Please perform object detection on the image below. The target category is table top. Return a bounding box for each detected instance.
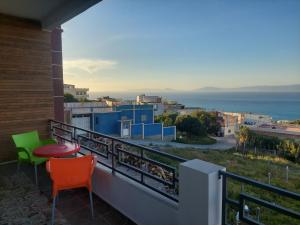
[33,143,80,158]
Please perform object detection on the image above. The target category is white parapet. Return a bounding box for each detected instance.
[179,159,226,225]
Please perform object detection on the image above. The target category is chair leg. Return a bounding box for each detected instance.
[89,191,94,218]
[51,196,56,225]
[34,164,38,185]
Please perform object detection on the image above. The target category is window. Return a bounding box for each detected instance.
[95,117,99,125]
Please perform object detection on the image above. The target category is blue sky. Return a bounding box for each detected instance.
[62,0,300,92]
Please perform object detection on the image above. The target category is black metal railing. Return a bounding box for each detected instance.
[219,170,300,225]
[49,119,186,202]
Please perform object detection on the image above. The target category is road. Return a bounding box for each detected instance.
[127,135,237,150]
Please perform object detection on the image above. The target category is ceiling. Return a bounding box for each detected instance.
[0,0,103,29]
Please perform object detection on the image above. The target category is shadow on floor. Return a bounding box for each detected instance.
[0,162,137,225]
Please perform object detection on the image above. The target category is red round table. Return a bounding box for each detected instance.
[33,143,80,158]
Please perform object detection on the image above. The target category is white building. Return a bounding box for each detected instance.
[64,84,89,101]
[243,113,272,126]
[136,94,164,116]
[221,113,239,136]
[136,94,162,104]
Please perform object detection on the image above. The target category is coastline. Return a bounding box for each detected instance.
[89,91,300,121]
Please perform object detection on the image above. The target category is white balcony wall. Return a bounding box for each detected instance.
[92,160,225,225]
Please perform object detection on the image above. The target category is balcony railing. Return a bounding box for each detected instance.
[49,120,300,224]
[49,119,187,202]
[219,170,300,225]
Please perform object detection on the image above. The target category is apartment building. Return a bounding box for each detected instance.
[64,84,89,101]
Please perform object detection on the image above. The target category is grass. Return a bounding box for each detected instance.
[174,133,217,145]
[152,147,300,225]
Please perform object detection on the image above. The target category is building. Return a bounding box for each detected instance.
[94,105,176,140]
[64,102,111,130]
[220,112,239,136]
[1,2,298,225]
[64,84,89,101]
[250,124,300,139]
[242,113,272,126]
[137,94,162,104]
[136,94,165,116]
[65,103,176,141]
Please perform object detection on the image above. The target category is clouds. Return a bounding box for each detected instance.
[63,59,117,74]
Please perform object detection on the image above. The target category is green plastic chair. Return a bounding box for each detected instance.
[12,130,56,185]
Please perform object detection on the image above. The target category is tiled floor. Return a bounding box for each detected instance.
[0,162,137,225]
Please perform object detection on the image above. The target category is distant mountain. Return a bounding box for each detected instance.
[194,84,300,92]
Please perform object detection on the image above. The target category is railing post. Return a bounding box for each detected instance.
[111,140,115,174]
[222,173,227,225]
[50,120,54,139]
[179,159,226,225]
[141,149,144,183]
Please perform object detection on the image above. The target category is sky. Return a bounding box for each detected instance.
[62,0,300,92]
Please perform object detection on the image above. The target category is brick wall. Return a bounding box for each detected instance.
[0,14,55,162]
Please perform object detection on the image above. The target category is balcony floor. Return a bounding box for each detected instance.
[0,162,137,225]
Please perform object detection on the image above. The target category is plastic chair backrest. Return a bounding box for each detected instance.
[12,131,41,150]
[47,155,96,195]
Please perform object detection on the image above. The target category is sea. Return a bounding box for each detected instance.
[90,92,300,121]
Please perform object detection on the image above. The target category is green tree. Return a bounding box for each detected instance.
[175,115,206,136]
[238,126,250,152]
[155,112,178,126]
[64,93,78,102]
[191,110,220,135]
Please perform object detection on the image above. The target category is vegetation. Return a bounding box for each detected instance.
[155,110,219,144]
[64,93,93,103]
[64,93,78,102]
[155,112,178,126]
[155,147,300,225]
[190,110,220,134]
[175,132,217,144]
[290,120,300,125]
[236,126,300,162]
[175,115,205,136]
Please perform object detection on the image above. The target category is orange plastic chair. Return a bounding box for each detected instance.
[46,155,96,225]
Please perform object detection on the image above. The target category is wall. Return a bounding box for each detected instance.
[144,123,163,139]
[92,160,225,225]
[93,165,179,225]
[0,14,54,162]
[51,27,64,122]
[131,123,143,138]
[164,126,176,140]
[134,109,153,124]
[94,112,120,135]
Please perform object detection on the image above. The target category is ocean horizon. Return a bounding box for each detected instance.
[89,91,300,121]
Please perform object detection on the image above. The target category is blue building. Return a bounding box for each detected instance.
[93,105,176,140]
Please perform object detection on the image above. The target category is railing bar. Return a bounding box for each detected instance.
[49,119,187,162]
[80,146,108,159]
[241,193,300,219]
[241,216,261,225]
[78,134,109,147]
[52,125,73,134]
[114,167,178,202]
[52,133,72,143]
[118,148,176,172]
[219,171,300,200]
[118,160,174,186]
[225,198,239,207]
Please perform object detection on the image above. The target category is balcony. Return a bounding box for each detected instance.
[0,1,299,225]
[0,161,136,225]
[1,120,300,225]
